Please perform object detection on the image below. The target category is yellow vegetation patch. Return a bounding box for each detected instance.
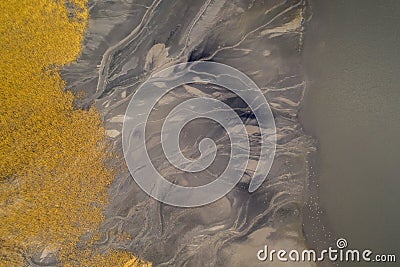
[0,0,150,266]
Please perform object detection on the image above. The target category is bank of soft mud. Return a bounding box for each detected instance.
[63,0,318,266]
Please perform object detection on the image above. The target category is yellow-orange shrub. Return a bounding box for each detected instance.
[0,0,150,266]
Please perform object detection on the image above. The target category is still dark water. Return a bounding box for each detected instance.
[301,0,400,266]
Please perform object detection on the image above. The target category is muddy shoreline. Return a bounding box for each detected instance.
[63,0,319,265]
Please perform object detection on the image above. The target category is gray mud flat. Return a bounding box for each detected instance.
[63,0,316,266]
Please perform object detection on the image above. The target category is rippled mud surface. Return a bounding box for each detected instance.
[63,0,315,265]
